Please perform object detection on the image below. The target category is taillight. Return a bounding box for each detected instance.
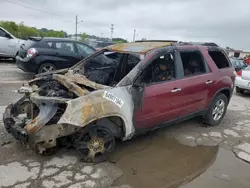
[237,70,242,76]
[26,48,37,58]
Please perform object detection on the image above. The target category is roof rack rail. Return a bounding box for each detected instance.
[135,40,178,43]
[178,41,219,47]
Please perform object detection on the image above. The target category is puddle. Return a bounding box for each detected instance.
[180,148,250,188]
[110,131,218,188]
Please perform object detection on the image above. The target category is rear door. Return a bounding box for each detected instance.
[177,49,215,115]
[54,41,79,68]
[134,50,185,129]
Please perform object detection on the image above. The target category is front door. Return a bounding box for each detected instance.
[134,51,185,129]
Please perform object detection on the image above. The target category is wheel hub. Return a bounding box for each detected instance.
[89,138,104,153]
[74,127,115,163]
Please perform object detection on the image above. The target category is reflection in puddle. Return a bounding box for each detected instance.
[110,131,218,188]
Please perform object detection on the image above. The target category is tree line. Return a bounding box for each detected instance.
[0,21,128,43]
[0,21,67,39]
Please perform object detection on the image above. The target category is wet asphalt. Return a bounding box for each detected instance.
[0,60,250,188]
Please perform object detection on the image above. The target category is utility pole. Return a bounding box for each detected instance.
[133,29,136,42]
[75,15,83,41]
[110,24,114,41]
[75,15,78,40]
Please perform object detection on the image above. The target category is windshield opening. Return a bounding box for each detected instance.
[73,49,141,86]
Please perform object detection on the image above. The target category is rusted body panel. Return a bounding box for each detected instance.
[58,86,135,140]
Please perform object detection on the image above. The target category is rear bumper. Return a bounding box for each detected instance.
[235,76,250,90]
[16,56,37,73]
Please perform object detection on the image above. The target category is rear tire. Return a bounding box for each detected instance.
[37,63,56,74]
[203,93,228,126]
[236,87,245,94]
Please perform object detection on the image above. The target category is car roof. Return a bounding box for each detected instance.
[28,37,79,42]
[105,41,220,54]
[105,41,174,54]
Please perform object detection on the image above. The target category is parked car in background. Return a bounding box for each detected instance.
[230,58,247,72]
[0,26,25,60]
[235,65,250,93]
[16,37,96,74]
[89,41,115,50]
[4,41,235,162]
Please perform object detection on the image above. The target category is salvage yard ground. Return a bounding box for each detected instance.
[1,61,250,188]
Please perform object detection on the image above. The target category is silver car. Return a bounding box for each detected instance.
[235,65,250,93]
[0,27,25,59]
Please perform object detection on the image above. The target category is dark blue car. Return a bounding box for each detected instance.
[16,37,96,74]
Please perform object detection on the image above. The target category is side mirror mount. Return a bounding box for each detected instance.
[132,79,144,89]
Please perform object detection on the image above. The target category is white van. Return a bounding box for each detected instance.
[0,27,25,60]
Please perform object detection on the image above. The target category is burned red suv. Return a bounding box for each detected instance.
[3,41,235,162]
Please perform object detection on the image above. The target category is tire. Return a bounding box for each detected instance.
[203,93,228,126]
[12,52,19,62]
[37,63,56,74]
[236,87,245,94]
[73,125,116,163]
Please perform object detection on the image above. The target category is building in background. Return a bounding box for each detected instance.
[225,48,250,59]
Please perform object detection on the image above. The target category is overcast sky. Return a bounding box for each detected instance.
[1,0,250,50]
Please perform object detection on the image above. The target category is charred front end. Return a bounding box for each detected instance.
[3,71,108,154]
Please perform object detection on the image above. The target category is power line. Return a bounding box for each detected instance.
[3,0,74,23]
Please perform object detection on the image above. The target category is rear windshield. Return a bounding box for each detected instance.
[22,39,36,49]
[23,39,53,49]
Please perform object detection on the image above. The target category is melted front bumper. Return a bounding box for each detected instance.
[3,103,28,142]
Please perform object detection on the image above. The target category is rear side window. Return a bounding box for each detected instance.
[180,51,206,77]
[208,50,230,69]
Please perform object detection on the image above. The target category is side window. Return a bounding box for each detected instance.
[0,29,7,37]
[180,51,206,77]
[139,53,175,84]
[76,43,95,55]
[208,50,230,69]
[47,42,53,48]
[35,41,53,48]
[56,42,75,53]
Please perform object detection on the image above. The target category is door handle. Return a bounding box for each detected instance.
[205,80,213,84]
[171,88,182,93]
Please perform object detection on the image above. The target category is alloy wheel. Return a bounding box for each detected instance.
[74,127,115,163]
[212,99,225,121]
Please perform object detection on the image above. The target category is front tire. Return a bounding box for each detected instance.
[203,93,228,126]
[236,87,245,94]
[74,126,115,163]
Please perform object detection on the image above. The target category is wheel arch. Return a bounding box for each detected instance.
[212,87,232,105]
[95,116,126,139]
